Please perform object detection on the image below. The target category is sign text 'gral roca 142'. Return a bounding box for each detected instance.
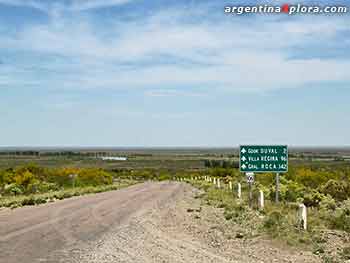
[239,145,288,173]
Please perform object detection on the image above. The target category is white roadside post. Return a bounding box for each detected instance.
[213,178,216,185]
[69,174,78,188]
[259,190,264,210]
[229,181,232,191]
[217,178,221,189]
[298,204,307,230]
[237,183,242,199]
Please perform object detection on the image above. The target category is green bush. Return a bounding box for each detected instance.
[320,179,350,202]
[303,190,328,207]
[264,209,287,231]
[329,199,350,232]
[158,171,171,181]
[38,182,60,192]
[319,195,337,211]
[4,183,23,196]
[76,169,112,186]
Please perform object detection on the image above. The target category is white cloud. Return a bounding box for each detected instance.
[70,0,135,11]
[0,5,349,93]
[0,0,48,10]
[0,0,135,14]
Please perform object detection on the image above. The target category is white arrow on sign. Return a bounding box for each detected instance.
[241,164,247,169]
[241,156,246,162]
[241,148,247,154]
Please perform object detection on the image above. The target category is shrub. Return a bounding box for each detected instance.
[295,168,331,189]
[264,209,286,231]
[328,199,350,232]
[303,190,328,207]
[320,179,349,202]
[14,171,36,189]
[4,183,23,196]
[319,195,337,211]
[284,181,305,202]
[38,182,60,193]
[158,171,171,181]
[77,169,113,186]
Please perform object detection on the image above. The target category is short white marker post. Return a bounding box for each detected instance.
[213,178,216,185]
[298,204,307,230]
[237,183,242,199]
[229,181,232,191]
[259,190,264,210]
[217,178,221,189]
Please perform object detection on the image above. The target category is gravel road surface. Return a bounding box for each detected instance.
[0,182,320,263]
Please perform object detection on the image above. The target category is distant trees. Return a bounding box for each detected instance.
[204,159,239,169]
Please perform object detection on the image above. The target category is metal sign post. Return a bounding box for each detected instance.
[246,172,254,207]
[275,173,280,203]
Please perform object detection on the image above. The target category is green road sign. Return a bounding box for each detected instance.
[239,145,288,173]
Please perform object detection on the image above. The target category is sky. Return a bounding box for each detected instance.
[0,0,349,147]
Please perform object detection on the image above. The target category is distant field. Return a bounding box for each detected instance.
[0,147,349,171]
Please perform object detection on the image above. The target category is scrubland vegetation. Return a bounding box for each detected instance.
[1,158,350,260]
[185,165,350,262]
[0,164,140,208]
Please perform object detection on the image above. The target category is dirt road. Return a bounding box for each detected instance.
[0,182,319,263]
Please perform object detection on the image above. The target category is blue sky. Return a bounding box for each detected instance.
[0,0,349,147]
